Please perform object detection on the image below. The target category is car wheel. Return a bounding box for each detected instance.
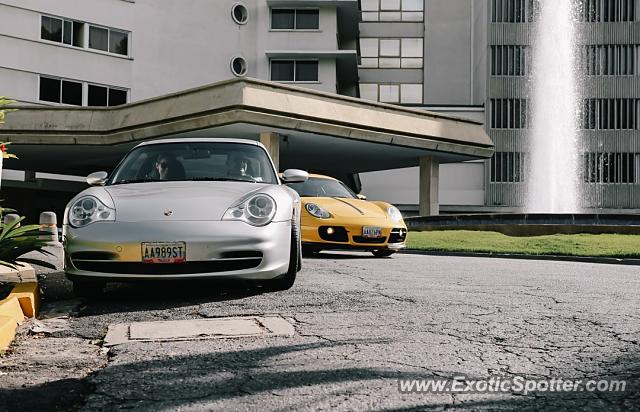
[265,224,300,291]
[72,279,105,298]
[371,249,395,258]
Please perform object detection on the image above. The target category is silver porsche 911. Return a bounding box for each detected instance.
[63,138,308,297]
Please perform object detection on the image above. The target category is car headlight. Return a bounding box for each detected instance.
[222,193,277,226]
[69,196,115,228]
[305,203,331,219]
[388,206,403,222]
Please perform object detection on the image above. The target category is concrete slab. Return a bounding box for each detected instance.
[104,315,295,347]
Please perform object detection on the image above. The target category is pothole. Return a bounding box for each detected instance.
[104,315,295,346]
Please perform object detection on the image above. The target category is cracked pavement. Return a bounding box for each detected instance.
[1,250,639,411]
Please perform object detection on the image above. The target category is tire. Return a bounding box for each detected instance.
[371,249,396,258]
[72,279,105,298]
[265,223,300,291]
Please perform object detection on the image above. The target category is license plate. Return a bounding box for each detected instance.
[142,242,186,263]
[362,226,382,238]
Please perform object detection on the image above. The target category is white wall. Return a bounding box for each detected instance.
[0,0,344,104]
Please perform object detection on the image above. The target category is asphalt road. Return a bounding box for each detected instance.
[1,249,639,411]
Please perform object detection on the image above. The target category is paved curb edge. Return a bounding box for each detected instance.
[399,250,640,266]
[0,264,39,351]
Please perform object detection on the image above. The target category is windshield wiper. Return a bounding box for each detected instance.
[111,178,155,185]
[187,177,257,183]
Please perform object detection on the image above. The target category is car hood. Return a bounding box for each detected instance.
[105,181,266,221]
[302,197,388,219]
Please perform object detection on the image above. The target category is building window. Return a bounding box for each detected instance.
[580,45,640,76]
[39,75,127,107]
[361,0,424,22]
[490,98,528,129]
[88,84,128,107]
[584,152,637,183]
[89,25,129,56]
[491,0,533,23]
[270,60,318,82]
[359,83,423,104]
[41,15,84,47]
[231,3,249,24]
[490,152,524,183]
[230,56,248,76]
[582,99,640,130]
[39,76,82,106]
[359,37,423,68]
[491,45,527,76]
[271,9,319,30]
[580,0,636,22]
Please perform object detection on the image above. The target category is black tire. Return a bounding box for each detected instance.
[371,249,396,258]
[72,279,105,298]
[265,223,300,291]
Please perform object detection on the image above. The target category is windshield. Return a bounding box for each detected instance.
[109,142,278,185]
[286,177,356,198]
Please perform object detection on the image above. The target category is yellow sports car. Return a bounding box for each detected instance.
[284,174,407,257]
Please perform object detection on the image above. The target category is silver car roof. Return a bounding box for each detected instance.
[134,138,264,149]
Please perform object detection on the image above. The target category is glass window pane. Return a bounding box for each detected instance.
[380,12,402,21]
[401,58,423,68]
[88,85,108,106]
[401,38,423,57]
[41,16,62,42]
[271,60,295,81]
[379,85,399,103]
[108,89,127,106]
[361,12,379,21]
[295,61,318,81]
[360,84,378,101]
[381,0,401,10]
[402,11,423,21]
[380,39,400,56]
[296,10,319,29]
[39,77,61,103]
[360,38,379,57]
[360,58,379,68]
[271,9,295,29]
[61,80,82,105]
[72,22,84,47]
[400,84,423,104]
[63,20,72,45]
[402,0,424,11]
[361,0,379,11]
[109,30,128,55]
[89,26,108,51]
[379,58,401,68]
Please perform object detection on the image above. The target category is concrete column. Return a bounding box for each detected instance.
[419,156,440,216]
[259,132,280,171]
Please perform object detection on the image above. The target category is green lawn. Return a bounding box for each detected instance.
[406,230,640,258]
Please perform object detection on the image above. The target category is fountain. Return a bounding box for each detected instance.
[526,0,581,213]
[405,0,640,235]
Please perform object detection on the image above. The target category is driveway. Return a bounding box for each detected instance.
[1,250,638,411]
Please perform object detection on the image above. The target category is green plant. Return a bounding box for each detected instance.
[0,97,17,160]
[0,216,55,269]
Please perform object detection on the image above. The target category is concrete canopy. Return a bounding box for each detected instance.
[1,77,493,176]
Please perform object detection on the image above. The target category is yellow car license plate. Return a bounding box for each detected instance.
[362,226,382,238]
[142,242,186,263]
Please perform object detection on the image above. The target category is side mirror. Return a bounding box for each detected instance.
[86,171,109,186]
[281,169,309,183]
[357,194,367,200]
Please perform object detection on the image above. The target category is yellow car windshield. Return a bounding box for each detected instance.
[286,177,356,198]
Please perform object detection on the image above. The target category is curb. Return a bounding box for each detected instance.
[399,249,640,266]
[0,263,39,351]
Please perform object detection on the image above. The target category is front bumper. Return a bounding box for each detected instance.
[64,220,291,281]
[301,223,407,251]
